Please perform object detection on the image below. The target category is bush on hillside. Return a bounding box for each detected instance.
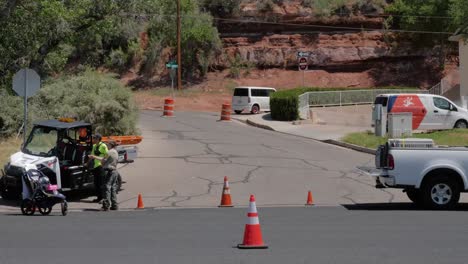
[29,71,139,136]
[0,91,23,137]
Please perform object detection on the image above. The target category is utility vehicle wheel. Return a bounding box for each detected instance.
[61,200,68,216]
[454,120,468,129]
[251,105,260,114]
[20,199,36,215]
[421,176,460,210]
[38,207,52,215]
[234,110,242,114]
[0,181,19,200]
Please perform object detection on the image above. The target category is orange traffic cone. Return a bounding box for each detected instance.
[219,176,234,207]
[136,194,145,209]
[305,191,314,206]
[237,195,268,249]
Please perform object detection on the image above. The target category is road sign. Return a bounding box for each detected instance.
[166,60,178,69]
[297,51,310,58]
[12,68,40,98]
[298,57,308,71]
[166,62,178,99]
[166,63,178,69]
[12,68,41,143]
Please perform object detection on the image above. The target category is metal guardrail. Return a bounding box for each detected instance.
[298,89,428,119]
[428,82,441,95]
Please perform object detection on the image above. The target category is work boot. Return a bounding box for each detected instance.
[110,206,118,211]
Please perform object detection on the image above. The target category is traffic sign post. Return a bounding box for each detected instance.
[12,68,41,143]
[298,57,308,71]
[298,57,308,87]
[166,61,178,99]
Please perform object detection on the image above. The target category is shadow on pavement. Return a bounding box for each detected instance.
[0,198,20,208]
[343,202,468,211]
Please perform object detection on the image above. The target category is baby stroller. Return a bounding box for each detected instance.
[20,164,68,216]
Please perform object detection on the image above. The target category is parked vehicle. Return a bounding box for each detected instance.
[0,119,139,200]
[232,86,276,114]
[360,138,468,209]
[372,94,468,130]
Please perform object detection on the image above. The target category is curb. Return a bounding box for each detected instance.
[239,117,375,155]
[322,139,376,155]
[245,119,275,131]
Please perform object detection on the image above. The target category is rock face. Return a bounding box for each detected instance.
[212,0,451,87]
[219,32,430,69]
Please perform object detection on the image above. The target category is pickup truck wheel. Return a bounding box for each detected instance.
[421,176,460,210]
[405,189,423,205]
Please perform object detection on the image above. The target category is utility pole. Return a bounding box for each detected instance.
[176,0,182,90]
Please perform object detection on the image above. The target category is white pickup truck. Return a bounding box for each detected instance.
[361,138,468,209]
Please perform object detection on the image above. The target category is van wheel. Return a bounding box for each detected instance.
[251,105,260,114]
[234,110,242,114]
[421,176,460,210]
[454,120,468,129]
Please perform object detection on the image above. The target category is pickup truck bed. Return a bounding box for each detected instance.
[359,138,468,209]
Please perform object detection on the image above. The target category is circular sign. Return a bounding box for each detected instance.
[298,57,308,71]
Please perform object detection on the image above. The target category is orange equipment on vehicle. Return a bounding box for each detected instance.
[102,136,143,145]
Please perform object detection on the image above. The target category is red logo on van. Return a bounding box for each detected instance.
[390,95,426,129]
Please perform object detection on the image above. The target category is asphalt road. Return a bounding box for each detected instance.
[112,110,407,209]
[2,207,468,264]
[0,110,406,212]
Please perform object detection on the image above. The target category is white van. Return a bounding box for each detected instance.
[232,87,276,114]
[372,93,468,130]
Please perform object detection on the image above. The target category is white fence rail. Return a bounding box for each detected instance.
[298,89,427,119]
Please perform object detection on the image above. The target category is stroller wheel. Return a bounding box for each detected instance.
[61,200,68,216]
[20,199,36,216]
[38,207,52,215]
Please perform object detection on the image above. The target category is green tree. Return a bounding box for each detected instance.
[449,0,468,32]
[386,0,454,34]
[0,0,150,92]
[144,0,222,80]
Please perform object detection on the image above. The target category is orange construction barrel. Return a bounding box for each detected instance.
[220,103,231,121]
[163,98,175,117]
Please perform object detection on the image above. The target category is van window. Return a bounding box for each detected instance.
[233,88,249,96]
[374,96,388,107]
[251,89,270,97]
[433,97,450,110]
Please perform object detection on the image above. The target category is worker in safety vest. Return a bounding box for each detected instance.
[89,133,108,203]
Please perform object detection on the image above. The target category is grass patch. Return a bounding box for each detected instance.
[342,129,468,149]
[0,137,21,168]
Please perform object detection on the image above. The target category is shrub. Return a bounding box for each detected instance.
[270,91,301,121]
[0,91,23,137]
[30,70,139,136]
[105,48,130,73]
[257,0,275,12]
[270,86,419,121]
[201,0,241,17]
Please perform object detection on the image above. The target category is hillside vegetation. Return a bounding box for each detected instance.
[1,0,468,137]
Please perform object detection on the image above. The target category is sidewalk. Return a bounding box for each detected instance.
[232,112,376,154]
[233,113,371,141]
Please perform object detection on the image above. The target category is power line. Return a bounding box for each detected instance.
[126,13,455,35]
[363,13,453,19]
